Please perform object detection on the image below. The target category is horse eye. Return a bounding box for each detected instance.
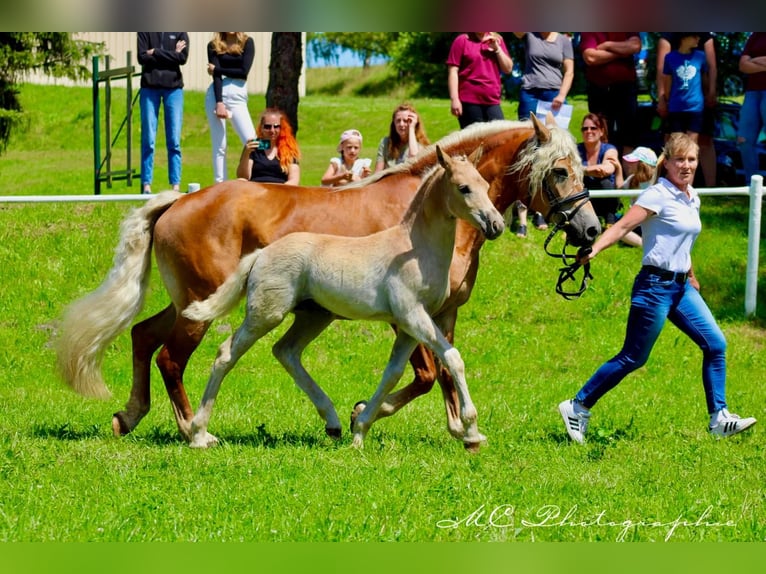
[458,185,470,195]
[552,168,569,181]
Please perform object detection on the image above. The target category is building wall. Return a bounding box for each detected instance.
[24,32,306,96]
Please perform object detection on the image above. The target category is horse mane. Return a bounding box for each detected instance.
[399,163,444,227]
[509,123,584,201]
[340,120,531,191]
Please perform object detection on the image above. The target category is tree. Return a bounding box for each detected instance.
[309,33,397,68]
[0,33,99,153]
[266,32,303,134]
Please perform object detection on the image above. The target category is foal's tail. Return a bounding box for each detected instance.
[182,249,261,323]
[54,191,184,399]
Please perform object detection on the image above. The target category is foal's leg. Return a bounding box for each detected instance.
[189,313,283,448]
[272,310,342,438]
[112,305,176,436]
[351,331,419,449]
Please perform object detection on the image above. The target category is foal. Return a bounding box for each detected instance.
[182,147,505,449]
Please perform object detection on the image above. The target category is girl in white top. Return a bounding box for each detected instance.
[321,129,372,187]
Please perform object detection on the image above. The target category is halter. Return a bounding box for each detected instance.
[538,174,594,300]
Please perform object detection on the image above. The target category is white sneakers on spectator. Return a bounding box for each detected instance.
[559,399,591,444]
[708,408,757,438]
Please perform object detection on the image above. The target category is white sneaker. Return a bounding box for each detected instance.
[559,399,591,444]
[708,409,757,438]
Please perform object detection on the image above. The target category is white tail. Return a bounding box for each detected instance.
[54,191,183,399]
[182,249,261,322]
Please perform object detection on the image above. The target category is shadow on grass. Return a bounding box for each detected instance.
[31,422,103,441]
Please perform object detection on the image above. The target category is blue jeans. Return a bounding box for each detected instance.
[576,269,727,414]
[140,87,184,187]
[737,89,766,182]
[517,88,560,120]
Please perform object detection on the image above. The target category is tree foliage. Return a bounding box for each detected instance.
[0,32,99,152]
[309,33,397,68]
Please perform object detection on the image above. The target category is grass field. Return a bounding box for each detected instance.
[0,75,764,544]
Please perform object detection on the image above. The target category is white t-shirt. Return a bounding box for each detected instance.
[635,177,701,273]
[329,157,371,176]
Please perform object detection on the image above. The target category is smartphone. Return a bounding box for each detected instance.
[251,138,271,150]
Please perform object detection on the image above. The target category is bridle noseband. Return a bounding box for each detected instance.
[538,173,594,300]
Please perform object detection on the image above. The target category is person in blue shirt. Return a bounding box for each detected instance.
[659,33,709,144]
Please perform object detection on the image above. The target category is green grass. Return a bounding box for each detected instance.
[0,77,764,543]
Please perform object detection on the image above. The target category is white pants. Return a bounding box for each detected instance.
[205,78,256,182]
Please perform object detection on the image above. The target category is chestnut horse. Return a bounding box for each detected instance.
[56,113,599,449]
[182,148,504,449]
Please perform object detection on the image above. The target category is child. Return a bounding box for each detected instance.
[659,33,709,143]
[618,146,659,248]
[321,129,372,186]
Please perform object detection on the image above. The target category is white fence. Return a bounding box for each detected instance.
[1,176,763,317]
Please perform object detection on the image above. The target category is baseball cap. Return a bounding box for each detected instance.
[623,147,658,167]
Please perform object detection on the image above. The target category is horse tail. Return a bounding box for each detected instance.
[55,191,184,399]
[182,249,261,323]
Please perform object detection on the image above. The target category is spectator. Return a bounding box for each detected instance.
[374,104,429,173]
[577,113,621,227]
[205,32,257,183]
[559,132,757,444]
[137,32,189,194]
[236,108,300,184]
[658,34,710,145]
[513,31,574,237]
[737,32,766,183]
[617,146,659,248]
[446,32,514,129]
[579,32,641,157]
[657,33,718,187]
[321,129,372,186]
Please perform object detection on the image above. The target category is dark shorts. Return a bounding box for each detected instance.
[586,81,638,152]
[666,111,704,135]
[459,102,505,129]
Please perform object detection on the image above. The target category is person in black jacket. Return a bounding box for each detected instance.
[137,32,189,194]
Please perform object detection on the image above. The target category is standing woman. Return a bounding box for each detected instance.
[577,112,621,227]
[513,32,574,236]
[237,108,300,184]
[206,32,257,182]
[446,32,514,129]
[374,103,430,173]
[559,133,756,443]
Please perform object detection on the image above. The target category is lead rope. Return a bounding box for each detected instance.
[542,224,593,300]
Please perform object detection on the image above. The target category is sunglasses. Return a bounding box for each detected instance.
[262,123,281,130]
[581,126,599,132]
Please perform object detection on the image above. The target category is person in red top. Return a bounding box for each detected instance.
[579,33,641,158]
[446,32,514,129]
[737,32,766,182]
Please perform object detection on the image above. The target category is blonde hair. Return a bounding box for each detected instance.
[655,132,699,181]
[211,32,249,55]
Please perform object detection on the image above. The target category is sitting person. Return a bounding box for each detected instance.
[577,112,621,227]
[615,146,659,248]
[374,103,430,172]
[321,129,372,186]
[236,108,300,184]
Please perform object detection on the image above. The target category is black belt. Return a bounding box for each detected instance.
[642,265,689,283]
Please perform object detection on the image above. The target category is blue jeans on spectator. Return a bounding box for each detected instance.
[517,87,560,120]
[575,269,727,414]
[737,89,766,182]
[140,87,184,187]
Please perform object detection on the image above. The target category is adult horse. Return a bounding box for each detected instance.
[56,113,599,449]
[182,148,504,448]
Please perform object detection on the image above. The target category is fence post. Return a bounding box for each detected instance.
[745,175,763,318]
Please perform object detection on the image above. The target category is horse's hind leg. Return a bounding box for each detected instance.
[112,304,176,437]
[156,316,211,441]
[272,309,341,438]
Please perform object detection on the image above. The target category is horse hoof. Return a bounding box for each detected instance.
[463,433,487,453]
[325,426,342,440]
[351,434,364,449]
[189,432,219,449]
[111,412,131,437]
[349,400,367,433]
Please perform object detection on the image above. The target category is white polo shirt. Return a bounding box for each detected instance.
[635,177,702,273]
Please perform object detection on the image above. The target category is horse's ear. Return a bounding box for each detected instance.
[468,144,484,166]
[545,111,556,127]
[530,112,551,144]
[436,145,447,168]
